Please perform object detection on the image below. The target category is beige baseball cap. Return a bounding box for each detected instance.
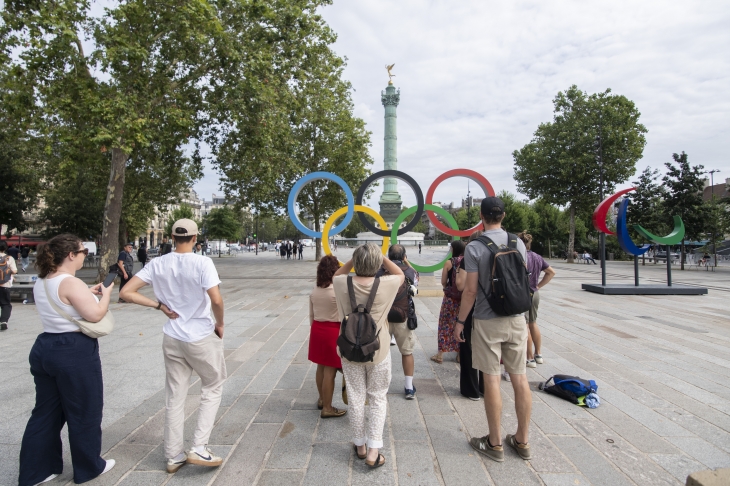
[172,219,199,236]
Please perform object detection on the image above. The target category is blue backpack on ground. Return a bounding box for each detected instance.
[539,374,599,408]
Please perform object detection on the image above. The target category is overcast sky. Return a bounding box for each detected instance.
[195,0,730,207]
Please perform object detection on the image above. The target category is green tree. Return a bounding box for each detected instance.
[628,166,669,264]
[662,152,708,270]
[513,85,647,262]
[201,207,240,257]
[532,199,565,258]
[499,191,537,234]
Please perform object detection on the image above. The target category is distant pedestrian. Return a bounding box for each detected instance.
[120,219,227,474]
[454,196,533,463]
[333,244,404,468]
[20,244,31,272]
[280,243,286,259]
[195,242,203,254]
[309,255,347,418]
[0,241,18,331]
[518,232,555,369]
[159,237,172,256]
[137,245,148,268]
[19,234,116,485]
[286,241,292,260]
[455,232,484,400]
[7,244,20,262]
[583,251,596,264]
[298,242,304,260]
[418,242,422,254]
[116,243,135,303]
[433,240,466,364]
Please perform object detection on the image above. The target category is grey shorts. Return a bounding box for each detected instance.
[526,290,540,323]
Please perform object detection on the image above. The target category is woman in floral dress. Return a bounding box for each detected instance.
[432,241,466,364]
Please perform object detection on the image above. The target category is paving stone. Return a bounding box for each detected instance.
[538,473,592,486]
[213,423,280,485]
[388,394,429,441]
[302,442,351,486]
[416,378,455,416]
[424,415,492,485]
[587,402,679,454]
[668,437,730,469]
[244,359,291,394]
[275,362,310,390]
[315,412,352,443]
[254,389,295,424]
[393,440,441,485]
[550,435,633,486]
[208,394,266,445]
[649,453,707,483]
[569,418,680,485]
[527,428,576,473]
[117,471,168,485]
[81,444,154,486]
[530,401,576,436]
[258,469,306,485]
[265,410,320,469]
[656,408,730,455]
[166,446,231,485]
[219,373,253,407]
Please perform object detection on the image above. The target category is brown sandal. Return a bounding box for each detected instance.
[353,444,366,460]
[366,453,386,468]
[317,399,323,410]
[430,355,443,364]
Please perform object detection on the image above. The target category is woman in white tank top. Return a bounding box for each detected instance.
[18,235,116,486]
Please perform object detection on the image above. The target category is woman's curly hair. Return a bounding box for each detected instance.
[35,234,83,278]
[517,231,533,251]
[316,255,341,288]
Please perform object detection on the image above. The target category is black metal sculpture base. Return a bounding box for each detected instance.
[581,283,707,295]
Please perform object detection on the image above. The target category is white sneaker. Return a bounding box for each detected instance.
[167,453,187,473]
[34,474,58,485]
[187,447,223,467]
[526,359,537,368]
[390,335,397,346]
[534,354,543,364]
[502,369,511,382]
[101,459,115,475]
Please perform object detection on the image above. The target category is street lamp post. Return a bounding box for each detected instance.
[709,169,721,267]
[595,122,607,287]
[466,180,472,229]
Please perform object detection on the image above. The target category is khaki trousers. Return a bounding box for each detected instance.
[163,333,227,458]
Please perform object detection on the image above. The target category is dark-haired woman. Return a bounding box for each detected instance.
[308,255,347,418]
[432,240,466,364]
[19,234,115,485]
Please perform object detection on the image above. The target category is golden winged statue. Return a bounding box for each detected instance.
[385,63,395,83]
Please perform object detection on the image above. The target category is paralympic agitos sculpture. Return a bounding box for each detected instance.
[287,168,493,272]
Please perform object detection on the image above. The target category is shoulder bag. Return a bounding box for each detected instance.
[43,278,115,338]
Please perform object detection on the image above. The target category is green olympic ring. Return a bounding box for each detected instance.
[391,204,463,273]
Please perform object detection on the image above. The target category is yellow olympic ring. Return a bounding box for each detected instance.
[322,205,389,268]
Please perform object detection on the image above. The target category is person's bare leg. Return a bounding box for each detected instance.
[527,321,541,356]
[509,373,532,444]
[402,354,414,377]
[483,374,503,446]
[315,364,324,403]
[322,366,337,412]
[526,326,534,361]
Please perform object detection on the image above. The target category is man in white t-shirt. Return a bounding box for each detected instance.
[120,219,226,474]
[0,241,19,331]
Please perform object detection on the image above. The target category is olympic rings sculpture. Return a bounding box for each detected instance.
[287,169,494,271]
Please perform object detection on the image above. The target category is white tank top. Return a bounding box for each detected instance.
[33,274,94,333]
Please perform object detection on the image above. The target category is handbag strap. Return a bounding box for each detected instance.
[42,278,81,327]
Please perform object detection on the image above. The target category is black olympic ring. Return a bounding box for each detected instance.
[355,170,424,237]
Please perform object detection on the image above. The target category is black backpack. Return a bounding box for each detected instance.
[473,234,532,316]
[337,276,381,362]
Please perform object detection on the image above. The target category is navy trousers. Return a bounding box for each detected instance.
[459,308,484,399]
[19,332,106,485]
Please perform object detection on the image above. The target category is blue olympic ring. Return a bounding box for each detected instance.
[287,172,355,238]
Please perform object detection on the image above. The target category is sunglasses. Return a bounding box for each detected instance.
[73,248,89,256]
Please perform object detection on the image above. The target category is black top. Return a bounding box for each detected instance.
[7,247,20,260]
[137,248,147,262]
[117,250,134,275]
[160,243,172,255]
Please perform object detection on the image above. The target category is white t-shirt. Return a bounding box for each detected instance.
[136,252,221,343]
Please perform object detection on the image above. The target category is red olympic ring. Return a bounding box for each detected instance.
[425,169,495,237]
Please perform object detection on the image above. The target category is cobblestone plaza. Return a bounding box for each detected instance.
[1,250,729,485]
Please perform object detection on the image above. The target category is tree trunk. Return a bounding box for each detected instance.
[314,217,322,262]
[566,204,576,263]
[548,238,552,259]
[98,147,128,282]
[680,240,685,270]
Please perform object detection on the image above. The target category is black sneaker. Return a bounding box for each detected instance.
[0,322,7,331]
[405,385,416,400]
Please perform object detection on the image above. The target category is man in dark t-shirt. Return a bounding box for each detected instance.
[159,237,172,256]
[7,245,20,261]
[117,243,135,302]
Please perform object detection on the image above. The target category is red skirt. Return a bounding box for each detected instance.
[309,320,342,369]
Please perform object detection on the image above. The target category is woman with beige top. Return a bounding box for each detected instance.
[308,255,347,418]
[333,244,404,469]
[19,234,116,485]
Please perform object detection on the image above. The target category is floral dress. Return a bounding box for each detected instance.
[437,257,462,353]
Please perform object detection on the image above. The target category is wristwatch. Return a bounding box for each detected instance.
[156,302,162,310]
[456,318,465,325]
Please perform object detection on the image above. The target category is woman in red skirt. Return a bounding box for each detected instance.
[309,255,347,418]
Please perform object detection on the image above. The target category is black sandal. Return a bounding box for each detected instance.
[353,444,366,460]
[366,453,386,468]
